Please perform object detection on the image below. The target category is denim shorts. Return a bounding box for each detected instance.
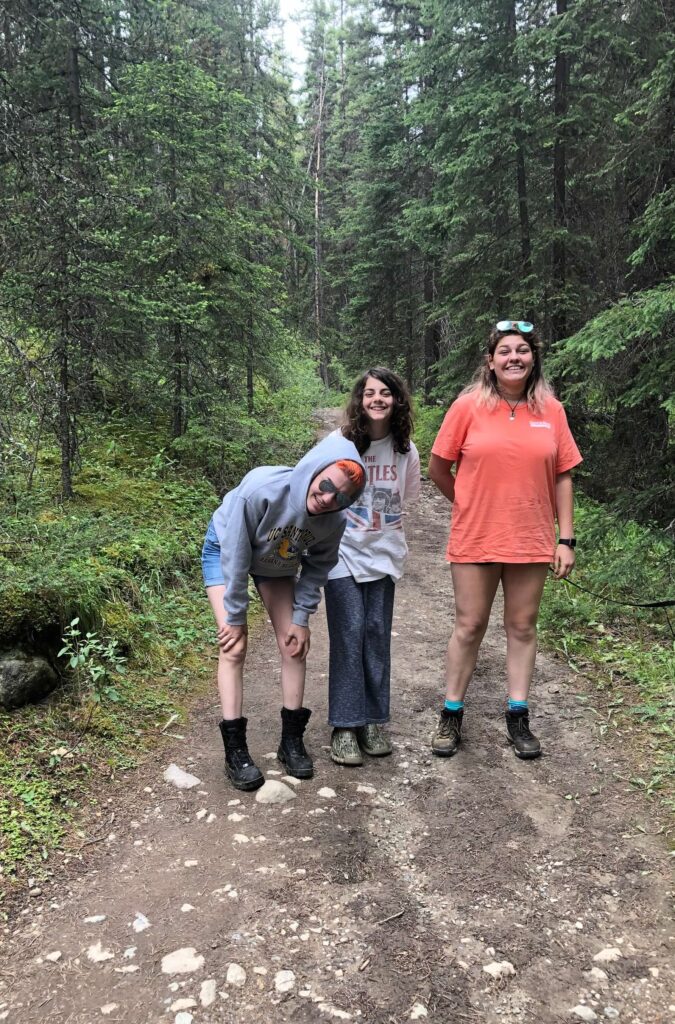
[201,520,278,589]
[201,520,225,587]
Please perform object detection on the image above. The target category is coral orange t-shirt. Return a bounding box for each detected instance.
[431,393,582,563]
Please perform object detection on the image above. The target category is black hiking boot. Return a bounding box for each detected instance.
[431,708,463,757]
[219,717,265,791]
[505,709,541,759]
[277,707,314,779]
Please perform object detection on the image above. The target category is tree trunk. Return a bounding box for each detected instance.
[314,58,328,386]
[552,0,570,341]
[247,314,254,416]
[506,3,532,281]
[423,261,440,403]
[57,319,73,499]
[171,323,185,438]
[66,38,83,136]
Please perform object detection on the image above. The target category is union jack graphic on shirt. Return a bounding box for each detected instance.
[346,484,403,532]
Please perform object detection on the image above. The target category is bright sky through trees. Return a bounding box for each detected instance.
[278,0,306,84]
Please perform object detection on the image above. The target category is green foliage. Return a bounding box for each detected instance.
[0,753,68,879]
[550,281,675,523]
[539,497,674,808]
[413,404,446,466]
[0,579,216,886]
[58,619,127,704]
[170,360,325,492]
[0,441,213,647]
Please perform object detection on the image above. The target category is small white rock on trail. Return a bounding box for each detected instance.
[1,419,673,1023]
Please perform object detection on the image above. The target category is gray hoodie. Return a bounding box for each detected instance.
[211,434,365,627]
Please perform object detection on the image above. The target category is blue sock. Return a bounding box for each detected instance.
[508,699,528,712]
[444,699,464,712]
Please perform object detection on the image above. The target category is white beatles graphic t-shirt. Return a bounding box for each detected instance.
[327,431,421,583]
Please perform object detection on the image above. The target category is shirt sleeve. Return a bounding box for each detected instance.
[403,443,421,504]
[212,495,257,626]
[555,405,583,474]
[292,524,346,627]
[431,397,471,463]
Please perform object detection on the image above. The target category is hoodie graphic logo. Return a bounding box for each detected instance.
[277,538,301,561]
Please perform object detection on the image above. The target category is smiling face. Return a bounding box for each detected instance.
[306,463,358,516]
[488,333,534,396]
[362,375,394,428]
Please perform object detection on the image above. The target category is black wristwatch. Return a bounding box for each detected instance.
[558,538,577,548]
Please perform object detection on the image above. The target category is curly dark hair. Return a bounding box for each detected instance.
[341,367,413,455]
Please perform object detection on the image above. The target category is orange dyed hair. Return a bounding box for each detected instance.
[336,459,365,488]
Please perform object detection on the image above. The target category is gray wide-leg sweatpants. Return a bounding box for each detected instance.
[324,574,395,728]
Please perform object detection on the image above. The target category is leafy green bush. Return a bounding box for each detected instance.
[413,403,446,465]
[539,497,674,807]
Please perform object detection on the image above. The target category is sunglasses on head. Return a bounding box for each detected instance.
[318,477,353,509]
[496,320,533,333]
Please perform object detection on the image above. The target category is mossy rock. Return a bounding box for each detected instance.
[0,649,59,709]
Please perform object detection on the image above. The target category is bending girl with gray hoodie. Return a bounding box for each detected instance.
[202,434,366,791]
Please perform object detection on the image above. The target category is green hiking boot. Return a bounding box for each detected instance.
[356,723,392,757]
[330,728,363,766]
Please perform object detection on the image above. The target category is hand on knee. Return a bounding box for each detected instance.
[278,624,310,661]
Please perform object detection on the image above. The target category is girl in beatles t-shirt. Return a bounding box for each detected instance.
[325,368,421,766]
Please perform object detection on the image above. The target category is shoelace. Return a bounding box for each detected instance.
[439,717,460,737]
[230,748,254,769]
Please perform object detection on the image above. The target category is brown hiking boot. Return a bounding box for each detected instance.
[431,708,463,757]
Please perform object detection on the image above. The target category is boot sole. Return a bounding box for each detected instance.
[277,752,314,779]
[507,738,541,759]
[226,770,265,792]
[361,748,392,757]
[330,753,363,766]
[431,745,460,757]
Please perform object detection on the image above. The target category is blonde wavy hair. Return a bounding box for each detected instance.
[462,325,555,414]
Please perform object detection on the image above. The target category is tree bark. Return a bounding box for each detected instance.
[552,0,570,341]
[57,318,73,499]
[314,58,328,386]
[172,323,186,438]
[423,261,440,402]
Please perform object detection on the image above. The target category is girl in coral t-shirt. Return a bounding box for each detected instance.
[428,320,582,760]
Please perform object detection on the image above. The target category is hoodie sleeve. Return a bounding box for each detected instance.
[291,522,347,627]
[214,495,258,626]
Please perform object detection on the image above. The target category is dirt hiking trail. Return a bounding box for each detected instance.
[1,414,673,1024]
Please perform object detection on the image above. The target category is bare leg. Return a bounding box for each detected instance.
[206,585,245,719]
[444,564,502,701]
[501,564,549,701]
[256,579,306,709]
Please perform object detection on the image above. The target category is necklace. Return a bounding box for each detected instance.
[502,395,523,420]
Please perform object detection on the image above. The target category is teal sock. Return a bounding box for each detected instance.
[508,699,528,712]
[444,699,464,712]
